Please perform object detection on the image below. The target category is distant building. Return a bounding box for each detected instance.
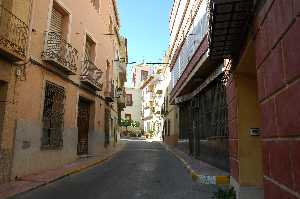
[121,64,151,133]
[141,64,170,138]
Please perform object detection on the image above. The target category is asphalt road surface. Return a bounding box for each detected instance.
[13,140,215,199]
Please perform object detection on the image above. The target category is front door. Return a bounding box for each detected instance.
[77,99,90,155]
[104,108,110,147]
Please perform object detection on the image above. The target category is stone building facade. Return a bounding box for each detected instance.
[226,0,300,198]
[0,0,127,184]
[167,0,300,198]
[0,0,32,184]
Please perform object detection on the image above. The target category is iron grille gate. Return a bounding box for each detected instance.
[42,82,65,149]
[179,76,229,171]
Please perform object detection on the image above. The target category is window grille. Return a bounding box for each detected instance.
[42,81,65,149]
[178,76,229,170]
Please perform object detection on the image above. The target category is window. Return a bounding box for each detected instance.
[125,94,132,106]
[47,2,69,55]
[42,82,65,149]
[125,114,131,121]
[50,7,63,34]
[50,3,69,38]
[146,122,150,132]
[91,0,100,11]
[141,70,148,81]
[84,36,95,61]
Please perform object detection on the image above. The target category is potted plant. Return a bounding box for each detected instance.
[145,132,150,139]
[212,187,236,199]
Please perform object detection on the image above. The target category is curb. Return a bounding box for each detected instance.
[6,143,125,199]
[163,144,230,186]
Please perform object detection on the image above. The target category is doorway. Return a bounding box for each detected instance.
[230,41,263,196]
[77,98,90,155]
[104,108,110,147]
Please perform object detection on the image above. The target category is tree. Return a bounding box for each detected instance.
[131,121,140,128]
[120,119,131,133]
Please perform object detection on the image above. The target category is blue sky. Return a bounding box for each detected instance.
[118,0,173,64]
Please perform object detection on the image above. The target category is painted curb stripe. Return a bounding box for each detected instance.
[216,176,230,185]
[163,144,230,186]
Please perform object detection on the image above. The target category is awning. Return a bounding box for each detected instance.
[208,0,254,60]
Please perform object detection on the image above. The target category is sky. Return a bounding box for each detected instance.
[118,0,173,64]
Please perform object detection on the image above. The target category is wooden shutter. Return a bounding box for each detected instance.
[50,8,63,33]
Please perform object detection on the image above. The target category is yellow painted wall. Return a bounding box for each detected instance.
[0,60,17,183]
[165,104,179,146]
[234,41,263,186]
[235,73,263,186]
[11,0,32,24]
[9,0,121,179]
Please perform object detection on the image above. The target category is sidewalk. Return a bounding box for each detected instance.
[163,143,230,186]
[0,142,126,199]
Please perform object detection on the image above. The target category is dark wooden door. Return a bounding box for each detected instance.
[77,100,90,155]
[104,108,110,147]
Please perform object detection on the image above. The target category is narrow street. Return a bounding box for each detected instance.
[12,140,215,199]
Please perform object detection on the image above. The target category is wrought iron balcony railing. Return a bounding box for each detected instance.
[81,60,103,91]
[42,31,79,75]
[0,4,29,61]
[117,90,126,109]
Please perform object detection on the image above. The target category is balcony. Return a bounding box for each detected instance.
[42,31,79,75]
[80,60,103,91]
[208,0,254,60]
[0,5,29,61]
[117,87,126,109]
[170,0,209,91]
[105,81,115,103]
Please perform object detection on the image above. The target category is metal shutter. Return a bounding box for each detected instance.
[50,8,63,33]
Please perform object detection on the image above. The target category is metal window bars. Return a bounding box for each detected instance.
[42,82,65,149]
[179,75,229,170]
